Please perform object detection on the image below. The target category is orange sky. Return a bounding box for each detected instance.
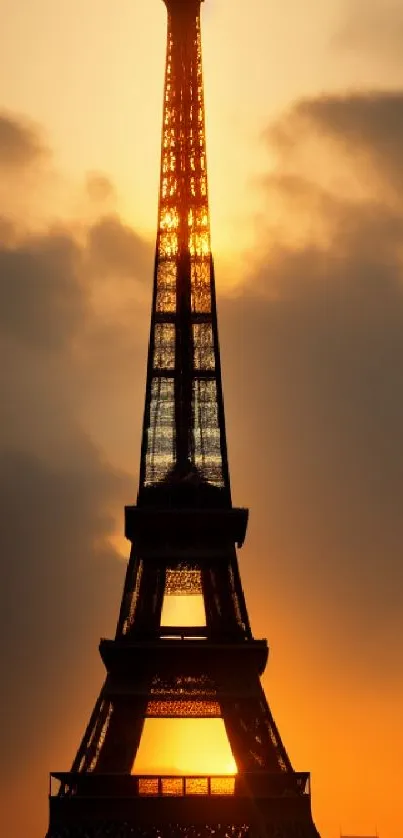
[1,1,403,838]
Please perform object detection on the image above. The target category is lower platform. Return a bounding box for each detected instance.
[47,773,321,838]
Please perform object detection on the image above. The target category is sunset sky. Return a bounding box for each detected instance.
[1,1,403,837]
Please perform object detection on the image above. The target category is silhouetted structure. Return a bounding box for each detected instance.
[46,1,321,836]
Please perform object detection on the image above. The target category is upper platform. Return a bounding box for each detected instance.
[125,504,249,551]
[99,637,268,677]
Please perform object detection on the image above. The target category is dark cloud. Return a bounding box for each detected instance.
[0,146,149,835]
[0,228,85,350]
[0,446,127,780]
[222,252,403,672]
[0,213,153,352]
[0,315,131,835]
[88,213,151,280]
[222,91,403,687]
[268,91,403,193]
[0,111,47,169]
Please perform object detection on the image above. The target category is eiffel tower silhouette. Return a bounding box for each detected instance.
[46,2,322,836]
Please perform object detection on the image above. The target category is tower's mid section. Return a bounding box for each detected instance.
[45,2,322,837]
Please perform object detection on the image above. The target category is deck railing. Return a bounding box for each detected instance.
[50,773,310,799]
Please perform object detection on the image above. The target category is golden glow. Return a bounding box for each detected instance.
[160,593,206,627]
[159,231,178,256]
[161,209,179,229]
[189,231,210,257]
[133,719,237,776]
[108,531,129,560]
[138,776,235,796]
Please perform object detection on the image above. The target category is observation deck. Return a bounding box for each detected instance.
[99,637,269,677]
[49,772,314,827]
[125,505,249,551]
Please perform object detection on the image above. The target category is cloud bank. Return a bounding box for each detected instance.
[0,112,47,170]
[1,95,403,838]
[0,112,151,834]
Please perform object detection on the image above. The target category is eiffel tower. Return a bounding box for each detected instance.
[47,1,322,836]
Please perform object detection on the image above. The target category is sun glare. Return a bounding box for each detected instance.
[132,718,237,776]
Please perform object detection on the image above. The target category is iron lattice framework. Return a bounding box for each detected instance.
[140,0,229,495]
[46,2,322,837]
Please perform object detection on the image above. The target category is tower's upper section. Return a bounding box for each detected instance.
[138,0,230,508]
